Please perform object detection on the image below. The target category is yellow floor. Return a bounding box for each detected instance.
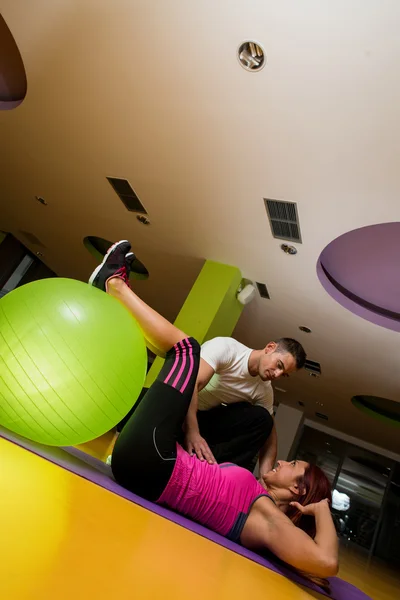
[0,438,324,600]
[337,544,399,600]
[75,428,117,461]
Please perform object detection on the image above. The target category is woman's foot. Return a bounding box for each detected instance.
[88,240,132,292]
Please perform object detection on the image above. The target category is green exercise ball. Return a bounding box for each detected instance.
[0,278,147,446]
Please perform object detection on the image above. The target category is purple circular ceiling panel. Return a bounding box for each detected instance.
[317,222,400,332]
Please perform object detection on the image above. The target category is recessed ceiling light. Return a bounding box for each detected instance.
[281,243,297,255]
[136,215,150,225]
[35,196,48,206]
[299,326,312,333]
[237,41,265,72]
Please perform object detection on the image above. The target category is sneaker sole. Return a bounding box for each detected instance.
[88,240,130,286]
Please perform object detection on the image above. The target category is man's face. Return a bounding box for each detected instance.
[258,343,297,381]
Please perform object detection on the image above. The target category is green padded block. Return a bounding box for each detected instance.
[145,260,244,387]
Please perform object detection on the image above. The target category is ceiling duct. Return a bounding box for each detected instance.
[304,359,321,376]
[107,177,147,214]
[264,199,302,243]
[256,281,270,299]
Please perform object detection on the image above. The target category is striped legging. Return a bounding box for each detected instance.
[111,337,201,500]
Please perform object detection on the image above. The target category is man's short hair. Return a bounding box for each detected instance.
[274,338,307,370]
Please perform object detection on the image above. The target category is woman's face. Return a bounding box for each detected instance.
[261,459,309,493]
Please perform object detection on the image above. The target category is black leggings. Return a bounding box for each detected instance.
[111,337,200,501]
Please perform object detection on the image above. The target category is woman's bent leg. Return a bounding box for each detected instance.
[107,277,187,355]
[111,337,200,500]
[88,244,200,499]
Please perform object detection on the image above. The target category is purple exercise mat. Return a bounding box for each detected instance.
[0,427,371,600]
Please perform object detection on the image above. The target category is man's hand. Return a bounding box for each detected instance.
[185,429,216,464]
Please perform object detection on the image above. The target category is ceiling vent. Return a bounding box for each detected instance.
[107,177,147,214]
[264,199,302,243]
[256,281,270,299]
[19,231,45,247]
[315,412,329,420]
[304,359,321,376]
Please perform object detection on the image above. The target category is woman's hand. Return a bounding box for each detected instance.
[290,498,330,516]
[184,429,216,464]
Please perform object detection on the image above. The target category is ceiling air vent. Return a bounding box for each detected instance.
[107,177,147,214]
[256,282,270,299]
[264,199,302,243]
[315,412,329,420]
[304,359,321,376]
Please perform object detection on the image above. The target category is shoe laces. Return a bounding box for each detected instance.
[117,265,132,288]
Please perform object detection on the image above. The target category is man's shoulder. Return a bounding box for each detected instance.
[202,337,251,351]
[200,337,251,370]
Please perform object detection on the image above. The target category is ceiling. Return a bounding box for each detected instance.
[1,0,400,453]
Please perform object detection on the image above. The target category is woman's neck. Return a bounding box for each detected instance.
[264,486,291,513]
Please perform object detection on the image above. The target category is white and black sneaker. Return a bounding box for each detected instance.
[88,240,131,292]
[124,252,137,286]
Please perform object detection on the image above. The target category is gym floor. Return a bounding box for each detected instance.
[1,437,395,600]
[0,438,325,600]
[337,544,399,600]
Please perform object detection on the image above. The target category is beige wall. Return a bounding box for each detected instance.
[275,404,304,461]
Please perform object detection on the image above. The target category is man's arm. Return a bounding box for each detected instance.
[184,358,217,463]
[258,422,277,475]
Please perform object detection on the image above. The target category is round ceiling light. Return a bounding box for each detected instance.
[299,326,312,333]
[317,223,400,332]
[237,41,265,72]
[352,395,400,427]
[0,15,27,110]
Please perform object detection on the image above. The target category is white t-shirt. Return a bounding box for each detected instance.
[198,337,274,415]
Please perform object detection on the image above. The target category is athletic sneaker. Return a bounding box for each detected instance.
[125,252,136,279]
[114,252,135,289]
[88,240,131,292]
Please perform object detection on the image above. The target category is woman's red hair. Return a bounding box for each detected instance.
[286,463,332,538]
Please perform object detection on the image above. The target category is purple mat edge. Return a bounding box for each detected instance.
[0,428,371,600]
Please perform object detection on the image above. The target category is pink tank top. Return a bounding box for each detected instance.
[156,444,272,541]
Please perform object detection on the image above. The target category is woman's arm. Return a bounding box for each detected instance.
[305,500,339,566]
[241,498,338,578]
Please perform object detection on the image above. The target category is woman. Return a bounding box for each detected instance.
[89,241,339,580]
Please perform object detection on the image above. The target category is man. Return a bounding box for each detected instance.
[184,336,306,474]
